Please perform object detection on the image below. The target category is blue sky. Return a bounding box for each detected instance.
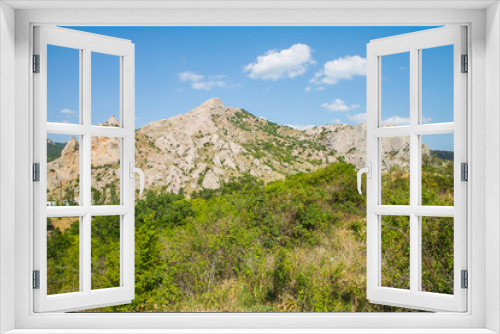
[48,26,454,151]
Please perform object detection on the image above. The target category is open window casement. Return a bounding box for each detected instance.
[363,26,467,312]
[33,26,140,312]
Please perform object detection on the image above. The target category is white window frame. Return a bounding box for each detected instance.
[1,2,499,333]
[32,25,136,312]
[366,26,468,312]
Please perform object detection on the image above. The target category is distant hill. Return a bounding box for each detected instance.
[46,98,432,202]
[47,139,67,162]
[431,150,454,161]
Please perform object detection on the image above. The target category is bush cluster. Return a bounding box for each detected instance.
[46,158,454,312]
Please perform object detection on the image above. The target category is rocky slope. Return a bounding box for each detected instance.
[46,98,425,203]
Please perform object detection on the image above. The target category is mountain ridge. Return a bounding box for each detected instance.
[47,98,428,203]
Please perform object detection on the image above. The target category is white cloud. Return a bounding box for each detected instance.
[312,55,367,85]
[381,116,410,126]
[60,108,76,115]
[321,99,360,112]
[305,86,311,92]
[192,81,227,90]
[178,71,230,90]
[381,115,432,126]
[178,71,203,82]
[347,113,367,124]
[287,124,316,131]
[331,119,342,124]
[244,43,314,80]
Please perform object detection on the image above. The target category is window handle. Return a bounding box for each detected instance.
[357,162,372,195]
[129,162,145,195]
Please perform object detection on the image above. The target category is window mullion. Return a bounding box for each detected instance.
[373,123,454,138]
[89,205,129,216]
[409,47,420,293]
[373,205,455,217]
[46,123,88,135]
[413,123,454,135]
[90,126,129,137]
[82,47,92,294]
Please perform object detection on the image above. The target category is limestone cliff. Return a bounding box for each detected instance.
[46,98,428,202]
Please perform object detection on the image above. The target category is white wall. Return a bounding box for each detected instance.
[0,2,16,333]
[5,4,493,332]
[486,2,500,332]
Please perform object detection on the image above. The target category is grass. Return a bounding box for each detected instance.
[47,154,453,313]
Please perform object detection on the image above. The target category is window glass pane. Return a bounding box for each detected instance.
[91,136,121,205]
[381,136,410,205]
[421,217,454,294]
[47,45,80,124]
[381,215,410,290]
[47,134,80,206]
[381,52,410,127]
[421,45,454,124]
[92,52,120,126]
[422,133,454,206]
[91,215,120,290]
[47,216,80,295]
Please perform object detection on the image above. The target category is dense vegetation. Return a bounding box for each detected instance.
[46,156,454,312]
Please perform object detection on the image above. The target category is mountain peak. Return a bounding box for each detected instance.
[105,115,119,127]
[181,98,227,120]
[96,115,120,127]
[199,98,224,110]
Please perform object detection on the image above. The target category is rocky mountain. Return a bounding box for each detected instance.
[46,98,426,203]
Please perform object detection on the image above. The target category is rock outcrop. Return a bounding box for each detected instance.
[46,98,430,201]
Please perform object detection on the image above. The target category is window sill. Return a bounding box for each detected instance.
[3,330,497,334]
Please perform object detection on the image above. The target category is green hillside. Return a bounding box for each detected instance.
[46,156,454,312]
[47,140,67,162]
[431,150,454,161]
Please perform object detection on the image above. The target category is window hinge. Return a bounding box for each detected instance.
[461,54,468,73]
[33,54,40,73]
[461,270,468,289]
[33,163,40,182]
[33,270,40,289]
[461,162,468,182]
